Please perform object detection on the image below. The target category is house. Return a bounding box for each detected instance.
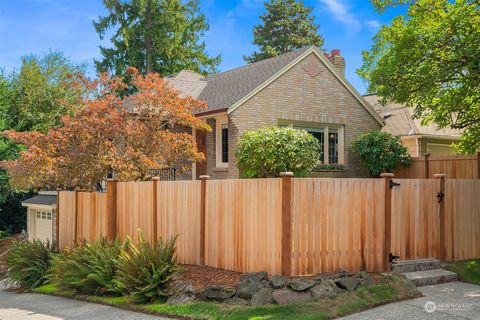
[363,94,462,157]
[163,46,384,179]
[21,191,57,243]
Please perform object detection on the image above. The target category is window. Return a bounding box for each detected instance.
[221,123,228,163]
[215,115,229,167]
[279,121,344,165]
[36,211,41,219]
[328,129,339,164]
[47,212,52,220]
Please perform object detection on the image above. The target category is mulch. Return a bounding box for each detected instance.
[176,264,242,292]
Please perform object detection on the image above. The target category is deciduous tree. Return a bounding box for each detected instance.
[244,0,324,63]
[2,68,210,191]
[358,0,480,153]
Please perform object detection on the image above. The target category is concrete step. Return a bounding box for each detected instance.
[404,269,457,287]
[391,258,441,273]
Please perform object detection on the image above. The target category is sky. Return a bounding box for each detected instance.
[0,0,405,94]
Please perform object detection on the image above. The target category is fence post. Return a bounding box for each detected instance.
[424,153,430,178]
[280,171,294,277]
[199,175,210,265]
[434,173,447,260]
[106,179,118,241]
[151,177,160,242]
[74,189,79,243]
[56,188,61,251]
[380,173,394,272]
[477,152,480,179]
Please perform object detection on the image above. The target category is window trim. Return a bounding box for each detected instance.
[278,120,345,165]
[215,115,229,168]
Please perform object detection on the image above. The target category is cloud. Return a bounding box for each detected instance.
[365,20,381,30]
[318,0,361,31]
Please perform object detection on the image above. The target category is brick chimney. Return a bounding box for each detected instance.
[328,49,345,77]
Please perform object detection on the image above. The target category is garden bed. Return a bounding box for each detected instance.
[32,271,421,320]
[177,265,241,292]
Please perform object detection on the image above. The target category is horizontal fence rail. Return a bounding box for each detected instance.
[57,174,480,276]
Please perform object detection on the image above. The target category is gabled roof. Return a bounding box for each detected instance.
[166,46,384,124]
[197,47,310,112]
[363,94,461,138]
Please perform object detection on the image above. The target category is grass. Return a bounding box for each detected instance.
[32,274,420,320]
[445,259,480,285]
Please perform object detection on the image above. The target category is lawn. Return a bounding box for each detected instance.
[33,274,420,320]
[446,259,480,285]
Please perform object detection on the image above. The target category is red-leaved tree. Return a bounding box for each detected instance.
[1,68,210,191]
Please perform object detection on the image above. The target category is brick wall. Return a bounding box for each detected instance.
[217,52,382,178]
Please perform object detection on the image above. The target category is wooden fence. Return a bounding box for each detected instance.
[57,174,480,276]
[394,153,480,179]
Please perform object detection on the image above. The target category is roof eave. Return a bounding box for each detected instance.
[195,108,228,118]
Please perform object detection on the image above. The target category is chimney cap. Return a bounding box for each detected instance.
[331,49,341,56]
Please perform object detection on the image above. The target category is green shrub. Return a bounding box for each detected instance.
[49,238,124,295]
[351,131,411,177]
[4,240,56,289]
[116,235,178,303]
[0,230,11,239]
[236,127,321,178]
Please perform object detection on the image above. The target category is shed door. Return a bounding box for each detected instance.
[34,210,53,242]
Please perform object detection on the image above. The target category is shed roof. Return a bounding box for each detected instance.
[22,195,57,206]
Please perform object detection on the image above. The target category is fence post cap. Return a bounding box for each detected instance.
[380,173,394,178]
[151,176,161,181]
[280,172,294,177]
[199,175,211,180]
[106,178,118,182]
[434,173,447,178]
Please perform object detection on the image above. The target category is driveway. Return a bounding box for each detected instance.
[340,281,480,320]
[0,281,170,320]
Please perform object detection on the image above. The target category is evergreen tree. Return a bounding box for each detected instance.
[244,0,324,63]
[94,0,220,77]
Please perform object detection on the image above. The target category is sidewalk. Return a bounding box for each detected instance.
[339,281,480,320]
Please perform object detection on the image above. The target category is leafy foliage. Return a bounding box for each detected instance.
[94,0,220,77]
[351,131,410,177]
[244,0,324,63]
[4,240,56,289]
[116,234,178,303]
[0,52,84,233]
[49,238,124,295]
[5,51,86,132]
[358,0,480,153]
[236,127,320,178]
[0,230,10,239]
[2,68,210,191]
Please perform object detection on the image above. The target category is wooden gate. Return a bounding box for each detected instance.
[390,179,441,260]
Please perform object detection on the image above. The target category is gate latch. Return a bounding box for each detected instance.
[437,191,445,203]
[389,180,400,189]
[389,253,400,264]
